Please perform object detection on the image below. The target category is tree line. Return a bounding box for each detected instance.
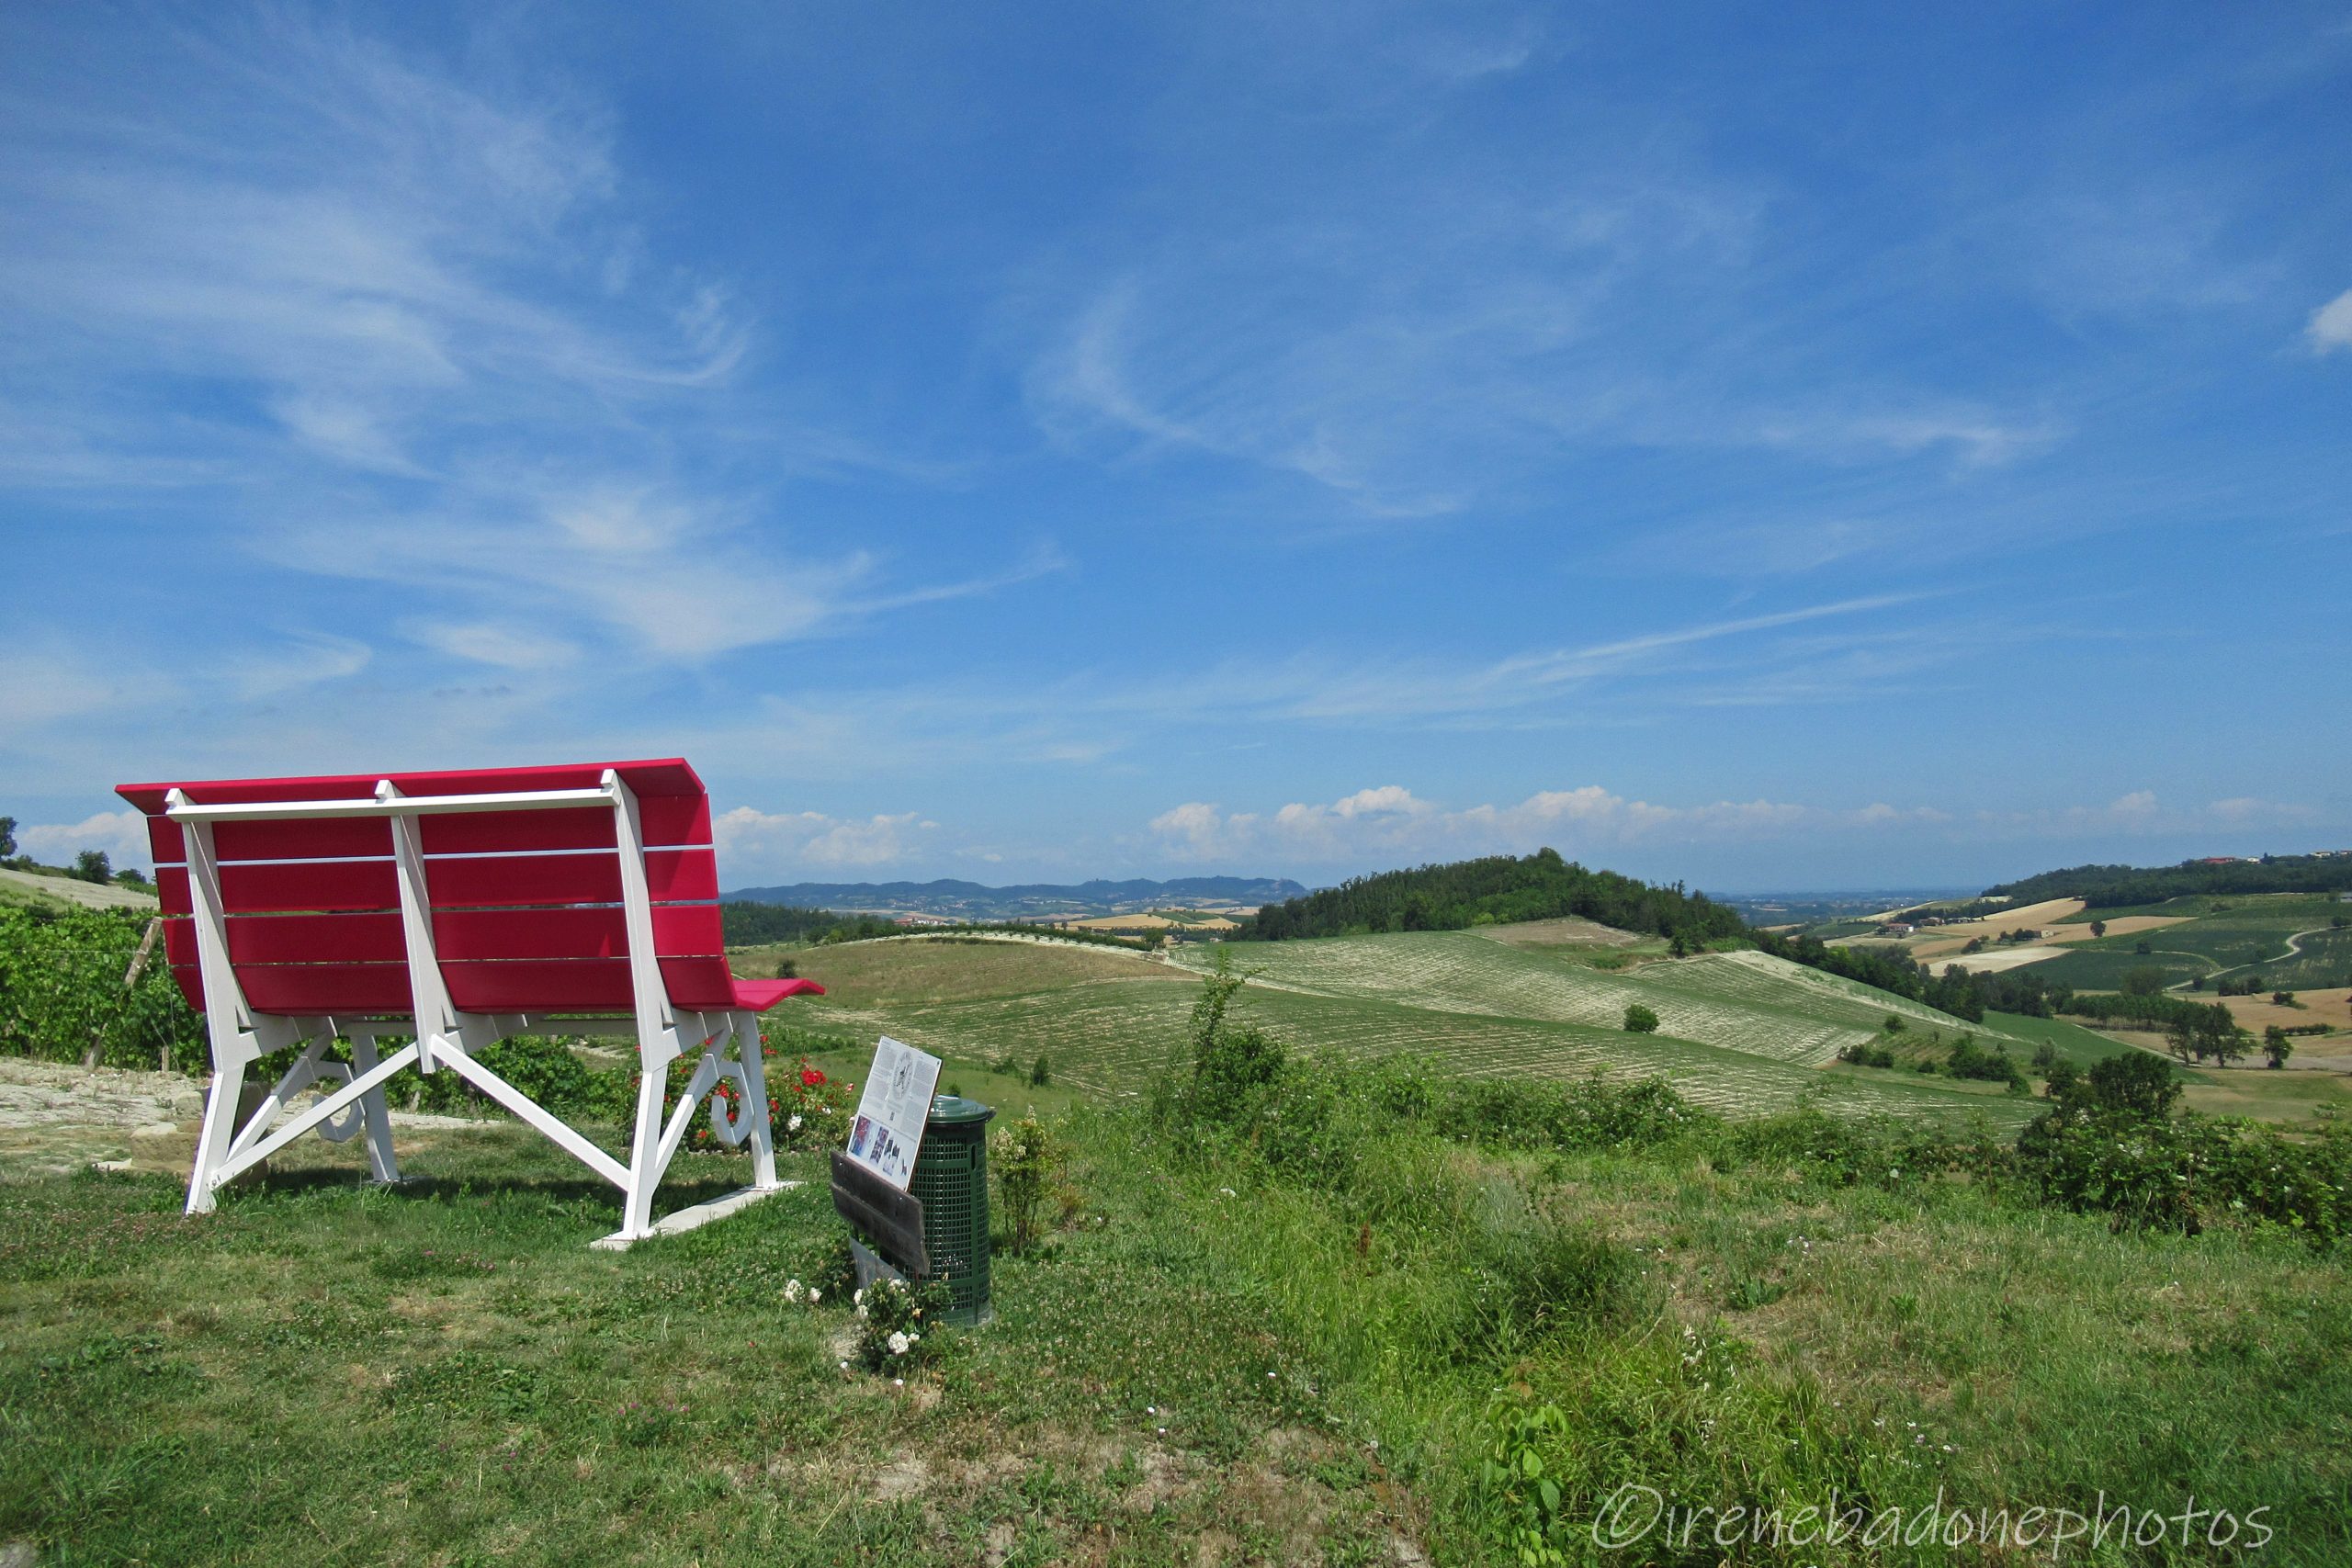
[1237,849,1747,951]
[1984,853,2352,909]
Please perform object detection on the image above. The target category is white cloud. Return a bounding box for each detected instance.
[2307,289,2352,354]
[1149,782,2314,868]
[713,806,934,872]
[19,810,151,870]
[223,633,373,700]
[1149,784,1867,864]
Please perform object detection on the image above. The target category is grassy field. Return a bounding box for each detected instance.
[785,932,2042,1128]
[6,1072,2347,1564]
[0,1125,1411,1566]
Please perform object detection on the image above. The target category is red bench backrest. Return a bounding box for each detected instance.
[117,760,743,1016]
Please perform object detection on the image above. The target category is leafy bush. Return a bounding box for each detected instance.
[1837,1040,1895,1068]
[991,1113,1064,1253]
[1621,1002,1659,1033]
[852,1275,950,1373]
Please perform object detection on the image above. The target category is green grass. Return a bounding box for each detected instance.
[10,1074,2344,1563]
[1152,1130,2352,1566]
[1982,1010,2166,1069]
[0,1126,1399,1567]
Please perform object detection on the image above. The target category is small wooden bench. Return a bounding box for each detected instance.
[117,759,822,1246]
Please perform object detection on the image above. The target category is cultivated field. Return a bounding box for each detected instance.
[2017,894,2352,992]
[792,929,2039,1126]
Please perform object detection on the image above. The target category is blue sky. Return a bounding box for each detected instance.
[3,2,2347,894]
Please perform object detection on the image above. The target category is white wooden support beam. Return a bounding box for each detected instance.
[210,1043,421,1188]
[164,786,612,823]
[609,769,685,1240]
[380,780,458,1074]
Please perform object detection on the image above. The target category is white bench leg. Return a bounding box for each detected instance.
[619,1042,670,1239]
[350,1030,401,1184]
[185,1048,248,1215]
[735,1010,780,1191]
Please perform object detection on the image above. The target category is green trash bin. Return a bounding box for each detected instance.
[909,1095,994,1325]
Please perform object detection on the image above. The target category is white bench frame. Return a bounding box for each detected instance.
[168,768,786,1247]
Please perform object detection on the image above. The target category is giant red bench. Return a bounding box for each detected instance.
[117,759,822,1245]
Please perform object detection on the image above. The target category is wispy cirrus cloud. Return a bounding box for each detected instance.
[0,6,1044,688]
[2307,288,2352,353]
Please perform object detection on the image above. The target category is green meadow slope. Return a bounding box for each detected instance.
[791,929,2039,1126]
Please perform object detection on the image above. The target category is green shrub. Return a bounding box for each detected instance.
[991,1113,1064,1253]
[1622,1002,1659,1033]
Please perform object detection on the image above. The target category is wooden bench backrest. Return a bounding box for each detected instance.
[117,760,741,1016]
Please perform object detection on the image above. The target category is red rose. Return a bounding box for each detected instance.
[801,1067,825,1087]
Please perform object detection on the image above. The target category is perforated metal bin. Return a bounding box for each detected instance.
[908,1094,994,1325]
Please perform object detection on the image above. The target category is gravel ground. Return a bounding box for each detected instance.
[0,1056,491,1181]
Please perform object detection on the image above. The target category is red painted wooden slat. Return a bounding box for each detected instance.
[148,817,184,866]
[648,848,718,902]
[156,867,191,916]
[167,904,728,970]
[226,912,405,964]
[117,757,701,814]
[220,859,400,914]
[659,955,739,1010]
[421,848,716,908]
[654,902,724,957]
[430,904,721,961]
[416,794,709,854]
[236,963,416,1014]
[438,956,736,1012]
[170,953,763,1014]
[426,852,620,908]
[211,817,393,863]
[199,818,390,863]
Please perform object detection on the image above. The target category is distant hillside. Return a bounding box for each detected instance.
[1986,853,2352,909]
[720,875,1306,921]
[1239,849,1747,948]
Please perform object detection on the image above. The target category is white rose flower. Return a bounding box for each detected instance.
[887,1332,910,1356]
[808,1288,822,1303]
[784,1279,804,1303]
[787,1113,804,1132]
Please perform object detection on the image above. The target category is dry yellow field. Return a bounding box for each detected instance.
[1059,912,1238,932]
[2202,986,2352,1039]
[1879,898,2188,962]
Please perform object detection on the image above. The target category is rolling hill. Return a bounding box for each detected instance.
[782,922,2042,1126]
